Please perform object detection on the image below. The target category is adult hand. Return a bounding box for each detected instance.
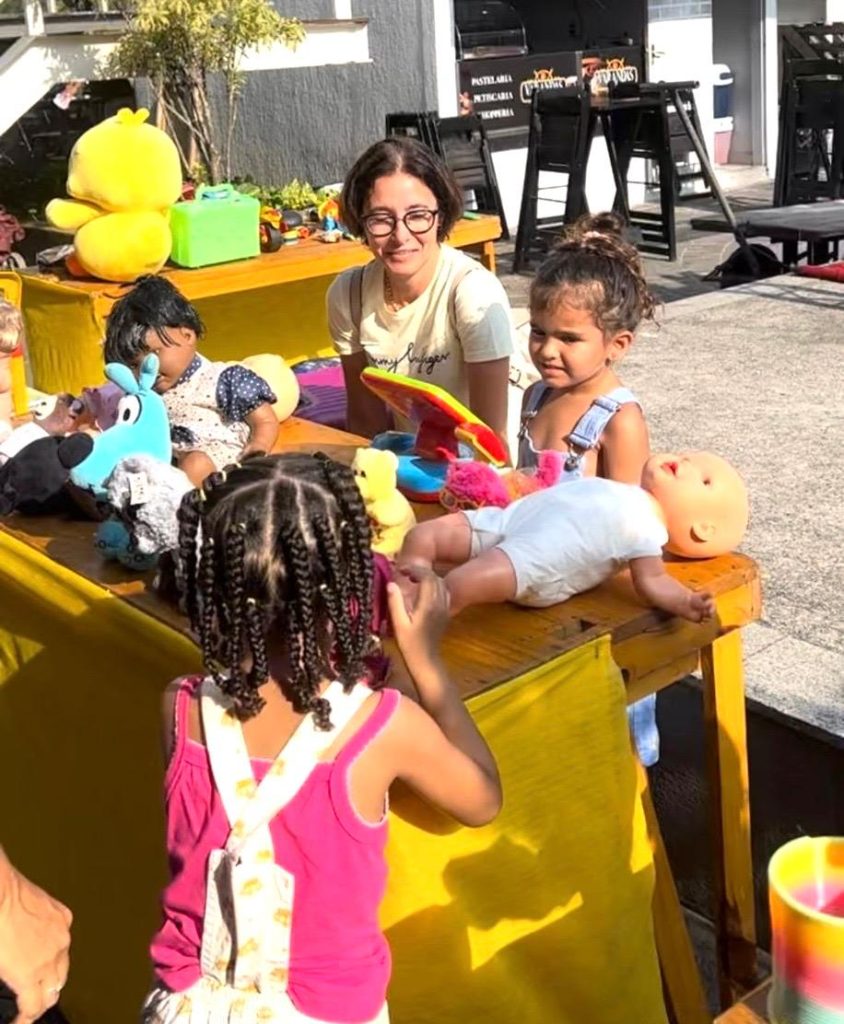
[0,849,71,1024]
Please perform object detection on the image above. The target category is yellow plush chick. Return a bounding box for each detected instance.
[353,448,416,558]
[46,108,182,282]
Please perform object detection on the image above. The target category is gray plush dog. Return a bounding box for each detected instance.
[100,455,193,566]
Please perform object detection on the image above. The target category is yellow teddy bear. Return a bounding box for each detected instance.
[353,448,417,558]
[46,108,182,282]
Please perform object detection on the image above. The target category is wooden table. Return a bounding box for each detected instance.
[15,214,502,395]
[0,418,762,1023]
[690,199,844,266]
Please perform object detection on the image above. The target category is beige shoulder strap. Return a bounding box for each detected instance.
[349,265,365,341]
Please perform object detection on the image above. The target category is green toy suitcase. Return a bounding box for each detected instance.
[169,184,260,268]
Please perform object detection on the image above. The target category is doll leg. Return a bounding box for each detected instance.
[177,450,216,488]
[398,513,473,571]
[444,549,517,616]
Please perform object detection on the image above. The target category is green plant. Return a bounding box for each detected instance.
[108,0,305,183]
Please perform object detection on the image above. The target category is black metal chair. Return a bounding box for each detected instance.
[384,111,439,151]
[512,86,592,273]
[774,59,844,207]
[430,114,510,239]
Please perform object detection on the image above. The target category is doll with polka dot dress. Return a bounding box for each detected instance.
[104,275,280,486]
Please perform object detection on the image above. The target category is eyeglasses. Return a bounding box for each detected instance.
[361,208,439,238]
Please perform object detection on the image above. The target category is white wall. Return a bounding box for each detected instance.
[649,16,716,159]
[778,0,825,21]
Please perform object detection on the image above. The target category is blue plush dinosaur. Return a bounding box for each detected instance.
[70,353,171,498]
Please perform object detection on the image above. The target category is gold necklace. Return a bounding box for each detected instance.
[384,274,408,311]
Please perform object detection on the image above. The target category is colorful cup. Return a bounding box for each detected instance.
[769,836,844,1023]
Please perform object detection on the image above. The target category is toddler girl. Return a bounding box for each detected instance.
[104,276,279,486]
[144,453,501,1023]
[518,212,655,484]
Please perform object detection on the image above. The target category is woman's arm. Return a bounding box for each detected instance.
[599,403,650,484]
[467,357,512,461]
[341,351,391,438]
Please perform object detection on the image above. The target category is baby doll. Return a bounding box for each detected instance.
[0,299,24,442]
[103,275,279,486]
[399,451,749,621]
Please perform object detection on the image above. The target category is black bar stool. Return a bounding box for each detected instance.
[512,86,592,273]
[384,111,439,151]
[386,111,510,240]
[430,114,510,239]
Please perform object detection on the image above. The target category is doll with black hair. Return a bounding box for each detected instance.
[143,452,501,1024]
[104,275,279,486]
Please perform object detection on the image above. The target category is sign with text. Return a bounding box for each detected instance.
[458,45,644,139]
[458,52,581,132]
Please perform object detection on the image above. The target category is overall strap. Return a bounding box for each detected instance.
[200,678,372,859]
[567,386,640,452]
[521,381,549,419]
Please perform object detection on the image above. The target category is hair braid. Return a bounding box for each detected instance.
[278,522,332,727]
[312,515,363,690]
[197,533,219,679]
[315,458,375,655]
[176,489,202,622]
[245,600,270,688]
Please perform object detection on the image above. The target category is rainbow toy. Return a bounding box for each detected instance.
[768,836,844,1024]
[361,367,508,502]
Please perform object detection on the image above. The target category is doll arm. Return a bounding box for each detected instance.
[629,555,715,623]
[242,402,279,457]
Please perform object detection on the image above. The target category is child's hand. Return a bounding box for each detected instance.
[387,566,450,670]
[686,590,715,623]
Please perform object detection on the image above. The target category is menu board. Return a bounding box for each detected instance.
[458,45,644,143]
[458,51,581,132]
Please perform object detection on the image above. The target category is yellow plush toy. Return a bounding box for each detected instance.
[353,448,417,558]
[46,108,182,282]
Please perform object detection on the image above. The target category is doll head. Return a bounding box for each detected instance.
[641,451,749,558]
[0,300,23,355]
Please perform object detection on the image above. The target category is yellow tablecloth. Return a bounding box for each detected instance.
[0,527,665,1023]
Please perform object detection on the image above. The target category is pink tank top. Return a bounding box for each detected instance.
[150,677,400,1023]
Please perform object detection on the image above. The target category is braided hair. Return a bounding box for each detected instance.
[530,212,657,336]
[174,453,376,727]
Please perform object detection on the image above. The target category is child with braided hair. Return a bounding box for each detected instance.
[144,452,501,1024]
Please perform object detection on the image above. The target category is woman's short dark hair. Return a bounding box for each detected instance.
[340,137,464,243]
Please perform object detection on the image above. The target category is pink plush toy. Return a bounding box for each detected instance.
[440,450,565,511]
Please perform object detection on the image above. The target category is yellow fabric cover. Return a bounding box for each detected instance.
[0,529,666,1024]
[20,274,337,396]
[382,636,667,1024]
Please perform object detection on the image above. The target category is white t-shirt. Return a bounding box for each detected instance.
[464,477,669,607]
[327,245,534,455]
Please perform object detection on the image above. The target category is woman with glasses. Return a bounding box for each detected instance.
[327,137,529,459]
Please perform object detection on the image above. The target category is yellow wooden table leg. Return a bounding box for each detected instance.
[701,629,757,1008]
[638,757,712,1024]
